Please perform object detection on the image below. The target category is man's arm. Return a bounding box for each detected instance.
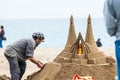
[103,0,117,36]
[28,57,44,68]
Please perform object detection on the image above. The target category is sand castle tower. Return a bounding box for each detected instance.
[53,15,77,63]
[64,15,76,52]
[54,15,108,64]
[85,15,95,44]
[26,15,116,80]
[85,15,98,52]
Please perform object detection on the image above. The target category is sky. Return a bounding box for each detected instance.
[0,0,105,19]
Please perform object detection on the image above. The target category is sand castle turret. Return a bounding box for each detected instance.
[85,15,98,52]
[27,15,116,80]
[53,15,77,63]
[64,15,76,52]
[85,15,95,44]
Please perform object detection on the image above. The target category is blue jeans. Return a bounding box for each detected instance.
[115,40,120,80]
[0,38,3,48]
[4,54,26,80]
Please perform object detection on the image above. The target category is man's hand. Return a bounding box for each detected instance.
[28,57,44,68]
[37,61,44,68]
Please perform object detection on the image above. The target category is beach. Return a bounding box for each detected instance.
[0,47,116,80]
[0,48,63,80]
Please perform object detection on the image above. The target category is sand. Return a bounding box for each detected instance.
[0,47,62,80]
[0,47,116,80]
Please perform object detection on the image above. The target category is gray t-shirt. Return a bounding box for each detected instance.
[4,38,37,61]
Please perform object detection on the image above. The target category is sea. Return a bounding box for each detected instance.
[0,18,116,48]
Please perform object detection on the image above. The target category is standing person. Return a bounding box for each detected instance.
[4,32,45,80]
[0,25,5,48]
[96,38,102,47]
[104,0,120,79]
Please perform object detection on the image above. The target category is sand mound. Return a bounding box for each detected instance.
[0,75,10,80]
[27,62,61,80]
[55,63,116,80]
[26,63,116,80]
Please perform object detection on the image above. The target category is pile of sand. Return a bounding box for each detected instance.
[0,75,10,80]
[26,62,116,80]
[54,63,116,80]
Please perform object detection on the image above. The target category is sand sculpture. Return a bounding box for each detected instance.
[26,15,116,80]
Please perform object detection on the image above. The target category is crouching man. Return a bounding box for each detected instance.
[4,32,45,80]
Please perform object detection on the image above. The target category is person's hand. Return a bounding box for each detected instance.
[37,61,44,68]
[28,57,44,68]
[38,61,43,65]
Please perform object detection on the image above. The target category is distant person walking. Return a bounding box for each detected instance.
[4,32,44,80]
[0,25,5,48]
[96,38,102,47]
[104,0,120,79]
